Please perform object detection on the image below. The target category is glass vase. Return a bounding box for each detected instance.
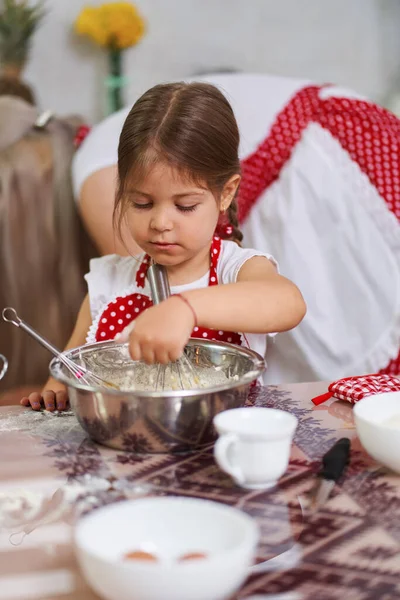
[106,47,126,115]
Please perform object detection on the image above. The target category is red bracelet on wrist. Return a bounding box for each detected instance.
[173,294,198,328]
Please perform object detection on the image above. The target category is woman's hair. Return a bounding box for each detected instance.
[0,97,96,392]
[115,82,243,244]
[0,76,36,105]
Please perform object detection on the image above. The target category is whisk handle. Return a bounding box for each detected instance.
[2,307,61,359]
[147,264,171,304]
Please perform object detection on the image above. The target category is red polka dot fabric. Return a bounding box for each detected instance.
[95,236,242,346]
[237,85,400,374]
[74,124,91,148]
[238,86,321,223]
[318,98,400,222]
[95,294,152,341]
[135,255,151,288]
[185,236,241,346]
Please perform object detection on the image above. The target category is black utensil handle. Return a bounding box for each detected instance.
[320,437,351,482]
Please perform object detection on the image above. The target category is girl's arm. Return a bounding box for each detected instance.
[21,295,92,411]
[185,256,305,333]
[129,257,306,364]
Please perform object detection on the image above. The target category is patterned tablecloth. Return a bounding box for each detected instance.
[0,381,399,600]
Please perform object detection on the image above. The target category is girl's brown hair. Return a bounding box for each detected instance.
[115,82,243,244]
[0,97,96,393]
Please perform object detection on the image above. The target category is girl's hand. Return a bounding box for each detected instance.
[21,378,69,411]
[19,295,90,412]
[128,297,195,364]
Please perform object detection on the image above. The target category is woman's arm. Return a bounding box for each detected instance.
[128,256,306,364]
[21,295,93,411]
[78,166,141,256]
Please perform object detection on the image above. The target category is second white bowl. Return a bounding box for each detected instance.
[354,391,400,473]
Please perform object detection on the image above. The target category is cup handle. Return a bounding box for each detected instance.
[214,433,245,485]
[0,354,8,381]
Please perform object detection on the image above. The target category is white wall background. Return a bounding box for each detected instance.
[23,0,400,123]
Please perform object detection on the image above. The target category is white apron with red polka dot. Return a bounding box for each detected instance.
[236,84,400,381]
[90,237,242,346]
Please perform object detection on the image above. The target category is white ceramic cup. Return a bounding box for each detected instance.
[213,407,298,489]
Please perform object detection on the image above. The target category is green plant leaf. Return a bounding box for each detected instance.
[0,0,46,66]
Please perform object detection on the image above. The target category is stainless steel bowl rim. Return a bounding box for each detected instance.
[49,339,265,398]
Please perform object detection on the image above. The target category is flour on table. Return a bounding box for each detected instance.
[0,408,79,436]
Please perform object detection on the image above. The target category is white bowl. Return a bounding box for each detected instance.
[74,497,259,600]
[354,391,400,473]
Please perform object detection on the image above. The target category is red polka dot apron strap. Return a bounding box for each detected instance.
[237,85,323,222]
[209,235,221,286]
[191,235,242,346]
[237,84,400,225]
[136,254,151,288]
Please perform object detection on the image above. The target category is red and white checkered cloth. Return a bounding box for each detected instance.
[312,374,400,405]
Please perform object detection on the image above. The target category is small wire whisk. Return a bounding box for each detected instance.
[147,262,199,391]
[2,307,119,391]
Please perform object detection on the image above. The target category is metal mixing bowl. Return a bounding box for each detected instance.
[49,339,265,454]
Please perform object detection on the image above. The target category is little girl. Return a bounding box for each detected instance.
[22,82,306,411]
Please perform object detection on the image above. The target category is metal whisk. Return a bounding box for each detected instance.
[147,262,199,391]
[2,307,119,390]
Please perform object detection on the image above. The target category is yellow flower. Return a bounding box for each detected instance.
[74,2,145,50]
[75,8,109,46]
